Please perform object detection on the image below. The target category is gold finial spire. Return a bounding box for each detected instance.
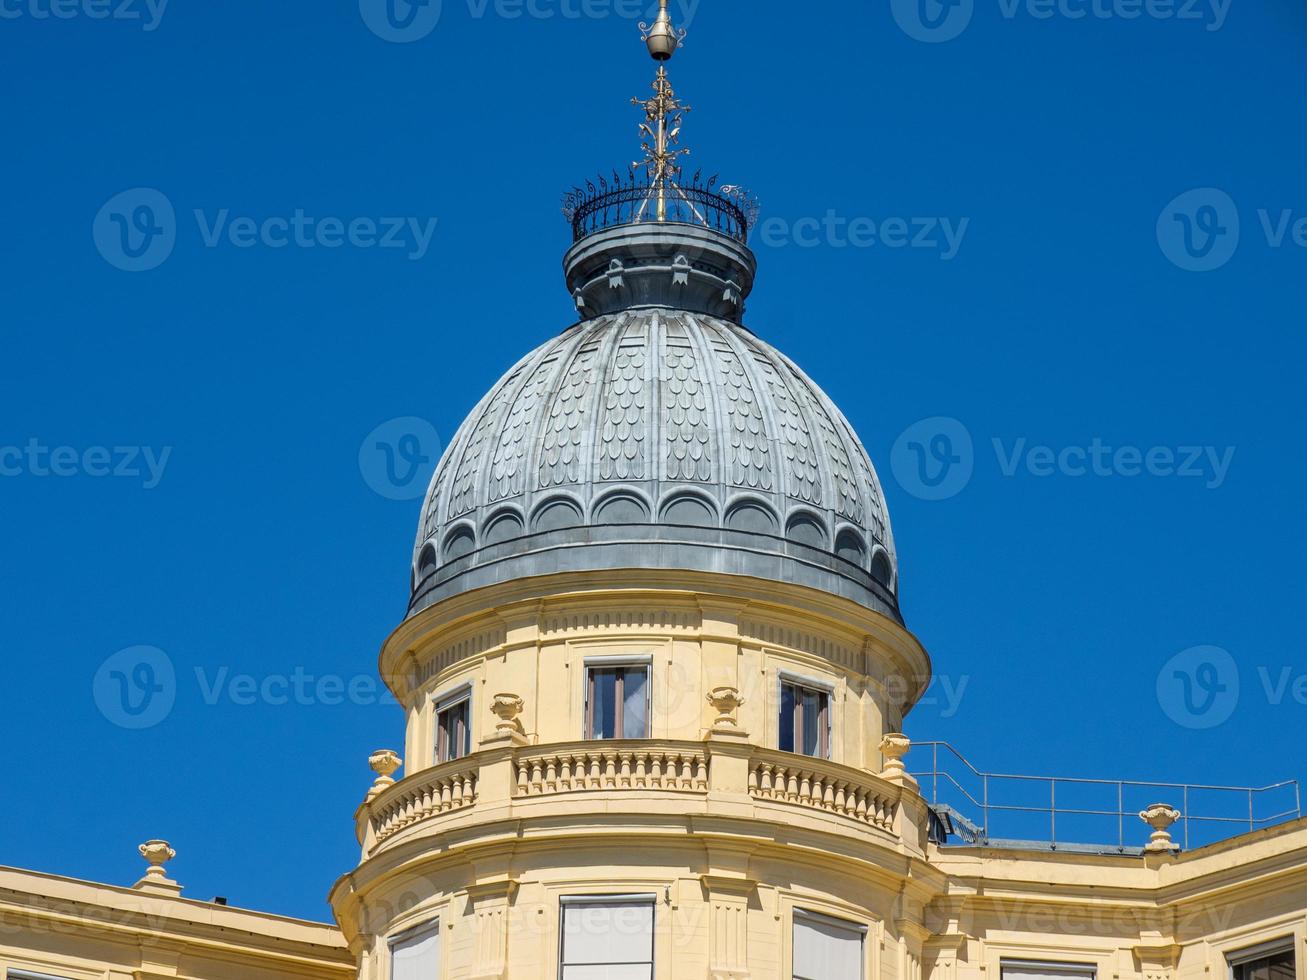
[639,0,684,61]
[634,0,689,221]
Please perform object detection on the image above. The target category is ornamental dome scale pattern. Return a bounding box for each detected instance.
[410,309,901,622]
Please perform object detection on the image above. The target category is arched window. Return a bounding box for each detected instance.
[870,551,893,589]
[786,513,827,549]
[483,510,524,545]
[594,493,650,525]
[532,498,584,533]
[417,542,438,578]
[835,529,866,566]
[442,526,475,561]
[725,501,779,534]
[661,494,716,527]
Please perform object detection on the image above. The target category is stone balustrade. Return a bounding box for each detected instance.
[514,740,709,797]
[369,757,479,845]
[749,747,899,832]
[362,740,910,854]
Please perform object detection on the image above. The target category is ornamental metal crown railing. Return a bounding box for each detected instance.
[562,170,758,245]
[913,740,1303,854]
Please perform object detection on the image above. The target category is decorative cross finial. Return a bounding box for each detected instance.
[633,0,690,222]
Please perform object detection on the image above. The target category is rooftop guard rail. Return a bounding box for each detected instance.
[562,171,757,245]
[912,741,1302,853]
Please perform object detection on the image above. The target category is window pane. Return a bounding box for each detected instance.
[590,670,617,739]
[456,700,470,757]
[800,689,821,756]
[391,925,440,980]
[561,900,654,977]
[794,912,863,980]
[1001,963,1097,980]
[437,699,471,762]
[622,668,648,738]
[780,683,796,753]
[561,968,653,980]
[1232,950,1295,980]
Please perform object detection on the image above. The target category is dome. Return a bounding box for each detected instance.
[410,303,901,621]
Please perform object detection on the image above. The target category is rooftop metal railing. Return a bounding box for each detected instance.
[562,171,757,244]
[913,741,1302,853]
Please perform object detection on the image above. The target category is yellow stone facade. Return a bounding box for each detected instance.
[316,568,1307,980]
[5,570,1305,980]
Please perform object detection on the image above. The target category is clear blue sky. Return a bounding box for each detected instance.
[2,0,1304,921]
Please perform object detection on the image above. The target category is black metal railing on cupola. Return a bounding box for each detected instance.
[563,170,758,245]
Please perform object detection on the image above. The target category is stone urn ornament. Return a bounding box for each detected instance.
[367,749,402,801]
[1139,803,1183,853]
[490,693,526,735]
[134,839,182,894]
[879,733,912,779]
[707,686,746,728]
[138,839,176,880]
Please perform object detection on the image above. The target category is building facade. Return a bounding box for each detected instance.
[4,4,1305,980]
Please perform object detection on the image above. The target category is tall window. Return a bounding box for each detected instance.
[586,664,649,739]
[390,922,440,980]
[560,896,655,979]
[793,909,864,980]
[1229,941,1296,980]
[780,680,830,758]
[436,690,471,763]
[1001,961,1097,980]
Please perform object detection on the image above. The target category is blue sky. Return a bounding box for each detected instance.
[2,0,1305,921]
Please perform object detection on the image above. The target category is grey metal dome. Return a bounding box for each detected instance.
[410,304,901,621]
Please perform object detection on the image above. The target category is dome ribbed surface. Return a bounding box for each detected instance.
[411,309,899,618]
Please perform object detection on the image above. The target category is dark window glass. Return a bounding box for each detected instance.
[780,681,830,758]
[436,697,470,763]
[1233,949,1295,980]
[586,666,649,739]
[779,683,796,753]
